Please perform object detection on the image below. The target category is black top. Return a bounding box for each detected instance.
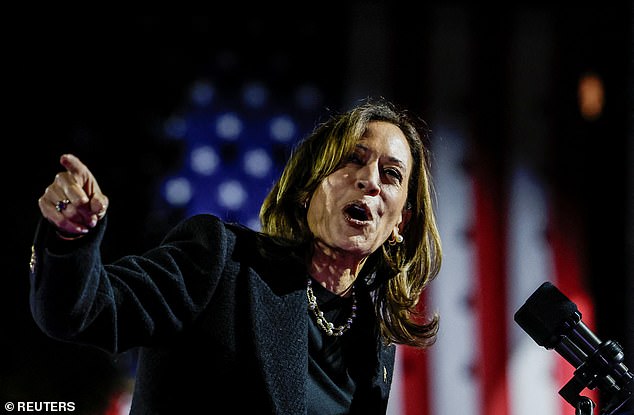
[307,279,357,414]
[29,214,396,414]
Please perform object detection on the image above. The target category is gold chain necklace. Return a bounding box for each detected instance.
[306,278,357,336]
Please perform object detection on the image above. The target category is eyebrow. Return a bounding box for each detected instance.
[355,144,407,169]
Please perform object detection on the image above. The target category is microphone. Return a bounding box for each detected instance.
[514,281,633,415]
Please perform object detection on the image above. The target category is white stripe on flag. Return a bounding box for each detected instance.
[506,165,560,415]
[429,129,481,415]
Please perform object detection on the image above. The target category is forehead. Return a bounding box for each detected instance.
[358,121,412,165]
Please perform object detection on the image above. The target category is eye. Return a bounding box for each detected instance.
[347,153,363,164]
[383,167,403,183]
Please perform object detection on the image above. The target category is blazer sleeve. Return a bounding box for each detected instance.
[29,214,231,354]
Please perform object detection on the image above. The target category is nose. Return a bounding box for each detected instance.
[356,164,381,196]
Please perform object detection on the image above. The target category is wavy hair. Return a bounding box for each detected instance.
[259,97,442,348]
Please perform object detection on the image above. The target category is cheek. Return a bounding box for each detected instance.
[306,195,320,231]
[385,187,408,212]
[306,185,330,231]
[382,190,407,228]
[306,176,346,233]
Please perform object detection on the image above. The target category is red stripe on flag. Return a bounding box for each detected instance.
[549,199,599,414]
[473,166,510,415]
[402,345,430,415]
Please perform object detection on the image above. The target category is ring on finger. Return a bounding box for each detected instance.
[55,199,71,212]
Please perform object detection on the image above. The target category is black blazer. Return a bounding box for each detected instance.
[29,214,396,414]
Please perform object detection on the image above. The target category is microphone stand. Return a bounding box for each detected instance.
[570,392,632,415]
[576,397,595,415]
[557,336,633,415]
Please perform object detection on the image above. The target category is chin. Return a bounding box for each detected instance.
[339,236,376,256]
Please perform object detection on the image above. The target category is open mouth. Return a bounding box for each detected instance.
[343,202,372,223]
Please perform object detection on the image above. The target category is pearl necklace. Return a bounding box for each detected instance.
[306,278,357,336]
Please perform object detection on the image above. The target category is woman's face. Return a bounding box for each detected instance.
[307,120,412,258]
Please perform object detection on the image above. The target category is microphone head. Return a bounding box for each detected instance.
[514,281,581,349]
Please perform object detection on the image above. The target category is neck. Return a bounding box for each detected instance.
[308,239,366,296]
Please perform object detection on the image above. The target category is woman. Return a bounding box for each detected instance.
[30,98,442,414]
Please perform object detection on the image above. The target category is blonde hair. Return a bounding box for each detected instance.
[259,97,442,348]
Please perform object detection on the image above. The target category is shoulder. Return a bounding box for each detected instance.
[160,214,258,253]
[166,214,305,265]
[167,213,253,240]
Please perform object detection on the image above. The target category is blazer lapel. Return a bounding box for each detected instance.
[248,273,308,414]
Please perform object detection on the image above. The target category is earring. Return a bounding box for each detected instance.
[388,231,404,245]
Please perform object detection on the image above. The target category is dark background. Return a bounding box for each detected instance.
[3,5,633,413]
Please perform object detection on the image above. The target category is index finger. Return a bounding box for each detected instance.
[60,153,88,177]
[59,153,104,197]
